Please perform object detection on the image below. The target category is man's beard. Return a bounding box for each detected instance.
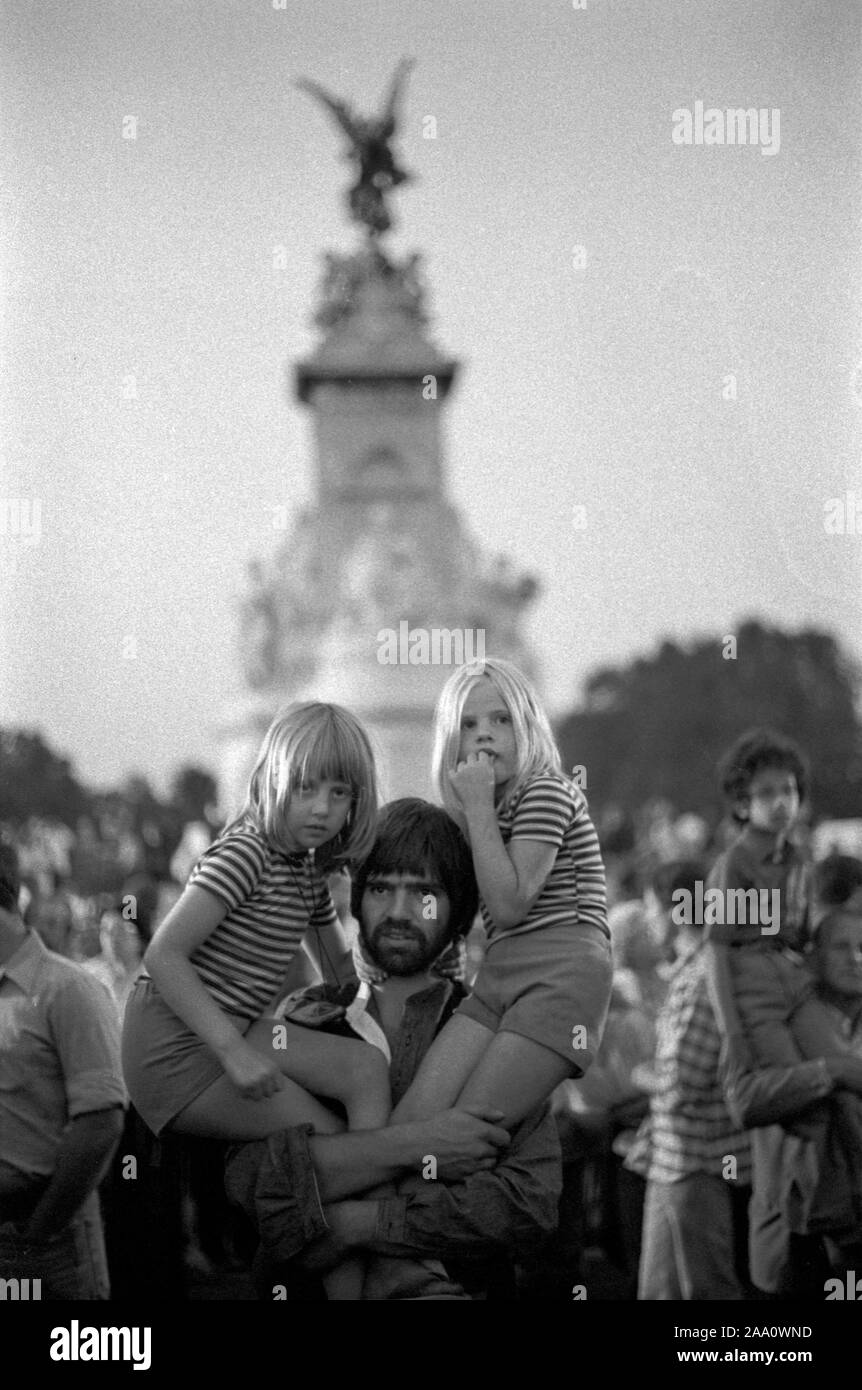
[361,920,445,976]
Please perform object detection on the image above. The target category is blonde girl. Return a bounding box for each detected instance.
[392,657,613,1129]
[122,707,392,1261]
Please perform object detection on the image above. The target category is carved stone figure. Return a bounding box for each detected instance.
[296,59,415,236]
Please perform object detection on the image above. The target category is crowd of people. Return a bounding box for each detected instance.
[2,657,862,1301]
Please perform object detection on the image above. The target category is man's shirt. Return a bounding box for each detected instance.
[0,931,126,1194]
[626,941,752,1185]
[280,975,563,1264]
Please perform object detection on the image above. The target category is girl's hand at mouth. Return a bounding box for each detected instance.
[449,751,496,810]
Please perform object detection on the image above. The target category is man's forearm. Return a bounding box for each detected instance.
[328,1173,561,1264]
[722,1029,834,1128]
[306,1106,511,1202]
[326,1110,562,1261]
[24,1110,124,1240]
[307,1122,426,1202]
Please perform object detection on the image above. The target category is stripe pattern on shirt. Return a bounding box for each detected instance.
[182,825,337,1019]
[482,773,608,944]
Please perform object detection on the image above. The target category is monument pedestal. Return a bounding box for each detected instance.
[218,85,539,817]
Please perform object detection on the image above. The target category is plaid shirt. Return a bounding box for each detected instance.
[626,940,752,1185]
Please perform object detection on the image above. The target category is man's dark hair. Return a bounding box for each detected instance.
[815,854,862,910]
[650,859,706,912]
[351,798,478,938]
[718,728,809,824]
[0,838,21,915]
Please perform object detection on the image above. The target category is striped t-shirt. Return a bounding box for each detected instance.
[176,823,337,1019]
[482,773,608,946]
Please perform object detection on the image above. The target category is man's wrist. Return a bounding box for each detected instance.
[824,1055,855,1091]
[388,1119,429,1170]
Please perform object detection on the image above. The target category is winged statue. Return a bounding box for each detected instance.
[295,59,415,235]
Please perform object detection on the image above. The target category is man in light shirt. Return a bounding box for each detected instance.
[0,841,126,1298]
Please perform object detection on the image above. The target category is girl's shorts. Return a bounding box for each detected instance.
[457,921,613,1077]
[121,976,254,1136]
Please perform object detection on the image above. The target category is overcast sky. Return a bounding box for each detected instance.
[2,0,860,795]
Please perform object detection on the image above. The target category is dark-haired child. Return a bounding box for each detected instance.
[706,730,862,1233]
[706,729,817,1062]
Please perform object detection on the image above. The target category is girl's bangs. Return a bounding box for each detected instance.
[290,714,364,792]
[448,667,494,739]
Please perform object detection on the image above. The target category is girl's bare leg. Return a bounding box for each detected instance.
[390,1015,495,1125]
[173,1022,391,1301]
[244,1019,393,1300]
[246,1017,391,1131]
[456,1030,572,1128]
[363,1016,494,1301]
[170,1072,344,1140]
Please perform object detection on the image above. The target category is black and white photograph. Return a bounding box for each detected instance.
[1,0,861,1361]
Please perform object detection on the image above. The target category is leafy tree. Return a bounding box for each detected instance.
[0,731,221,887]
[0,729,89,827]
[556,621,862,824]
[169,765,220,826]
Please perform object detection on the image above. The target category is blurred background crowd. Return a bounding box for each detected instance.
[4,619,862,1298]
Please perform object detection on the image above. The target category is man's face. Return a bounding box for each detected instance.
[815,915,862,998]
[745,767,800,835]
[359,868,453,976]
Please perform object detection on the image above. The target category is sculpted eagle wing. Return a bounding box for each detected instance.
[295,78,361,144]
[379,57,415,133]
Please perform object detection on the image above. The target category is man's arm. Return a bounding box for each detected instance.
[305,1107,511,1202]
[19,967,128,1240]
[324,1106,562,1262]
[720,1030,840,1129]
[223,1108,513,1266]
[22,1109,124,1241]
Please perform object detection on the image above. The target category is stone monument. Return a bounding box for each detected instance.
[219,63,539,813]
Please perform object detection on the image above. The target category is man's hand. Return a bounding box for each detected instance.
[824,1055,862,1095]
[408,1105,510,1181]
[448,753,495,813]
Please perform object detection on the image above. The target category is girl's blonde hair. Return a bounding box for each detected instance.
[230,702,379,870]
[432,656,562,830]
